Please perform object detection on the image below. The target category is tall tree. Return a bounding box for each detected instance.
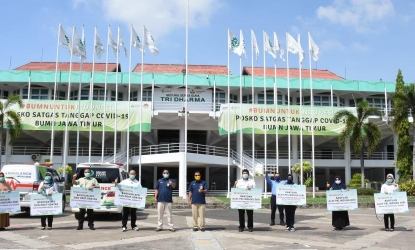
[334,101,382,187]
[391,70,413,180]
[0,95,23,166]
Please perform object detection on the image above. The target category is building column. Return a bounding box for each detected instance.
[393,135,399,182]
[4,133,11,164]
[291,135,298,181]
[206,166,210,187]
[153,166,158,188]
[120,132,127,153]
[179,128,187,199]
[325,168,331,185]
[345,138,351,185]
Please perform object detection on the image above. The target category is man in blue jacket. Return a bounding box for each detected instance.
[265,171,286,226]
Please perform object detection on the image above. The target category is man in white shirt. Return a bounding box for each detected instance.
[234,169,256,232]
[115,170,142,232]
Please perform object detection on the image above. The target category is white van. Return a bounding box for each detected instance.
[0,163,66,213]
[71,162,128,218]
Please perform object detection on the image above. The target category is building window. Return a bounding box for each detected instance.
[349,98,363,107]
[300,95,344,106]
[242,95,253,104]
[23,88,49,99]
[0,90,9,99]
[366,97,386,109]
[258,93,274,104]
[130,90,152,101]
[111,91,123,101]
[229,94,238,103]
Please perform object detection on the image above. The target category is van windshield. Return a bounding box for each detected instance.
[76,168,120,184]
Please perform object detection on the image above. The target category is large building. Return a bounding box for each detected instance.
[0,62,397,197]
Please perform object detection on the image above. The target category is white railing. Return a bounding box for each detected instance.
[254,150,394,160]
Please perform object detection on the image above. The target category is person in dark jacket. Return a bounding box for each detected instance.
[330,175,350,230]
[284,174,297,232]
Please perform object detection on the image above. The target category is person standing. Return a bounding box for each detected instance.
[188,171,208,232]
[0,172,13,231]
[72,168,100,230]
[265,171,285,226]
[381,173,399,232]
[154,169,176,232]
[234,169,256,232]
[115,170,141,232]
[330,175,350,230]
[284,174,297,232]
[38,172,58,230]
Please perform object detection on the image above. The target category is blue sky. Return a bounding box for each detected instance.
[1,0,414,83]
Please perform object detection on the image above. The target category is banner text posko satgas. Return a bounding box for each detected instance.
[218,104,356,136]
[7,100,152,132]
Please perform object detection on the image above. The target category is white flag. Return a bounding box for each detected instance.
[273,32,285,61]
[118,29,127,58]
[94,27,104,59]
[239,30,247,58]
[263,31,276,59]
[131,26,143,52]
[228,29,241,55]
[144,26,159,55]
[73,27,86,59]
[308,32,319,61]
[59,25,71,52]
[108,27,118,56]
[286,32,304,63]
[251,29,259,61]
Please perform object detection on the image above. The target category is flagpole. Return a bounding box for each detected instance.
[308,32,316,198]
[239,53,243,169]
[89,26,97,163]
[76,25,85,167]
[113,26,121,163]
[101,25,110,162]
[184,0,189,199]
[127,25,133,172]
[286,32,291,174]
[298,34,303,185]
[251,30,255,177]
[62,26,76,179]
[139,25,145,183]
[50,24,61,163]
[227,29,231,199]
[274,32,279,173]
[262,31,268,198]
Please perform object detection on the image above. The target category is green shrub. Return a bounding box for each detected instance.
[304,177,313,187]
[355,188,375,195]
[399,179,415,196]
[349,173,370,188]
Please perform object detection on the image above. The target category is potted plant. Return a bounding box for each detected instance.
[292,161,315,190]
[57,165,73,190]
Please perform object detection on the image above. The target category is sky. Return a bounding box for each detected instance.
[0,0,414,83]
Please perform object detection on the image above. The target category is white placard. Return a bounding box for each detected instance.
[114,185,147,209]
[30,193,63,216]
[326,189,358,211]
[276,185,307,206]
[374,192,409,215]
[0,191,20,214]
[230,188,262,210]
[70,187,101,209]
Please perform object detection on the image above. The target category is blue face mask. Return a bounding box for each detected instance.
[242,174,249,179]
[287,178,293,184]
[84,173,91,178]
[387,179,393,184]
[129,175,136,180]
[163,174,169,179]
[0,177,4,182]
[275,177,280,182]
[45,176,52,182]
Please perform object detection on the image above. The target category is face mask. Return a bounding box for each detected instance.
[45,176,52,182]
[387,179,393,183]
[163,174,169,179]
[242,174,249,179]
[0,177,4,182]
[195,176,201,181]
[287,178,293,184]
[84,173,91,178]
[275,177,280,182]
[129,175,136,180]
[335,180,341,184]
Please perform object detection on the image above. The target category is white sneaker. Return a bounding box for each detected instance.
[122,227,127,232]
[132,227,139,231]
[290,227,295,232]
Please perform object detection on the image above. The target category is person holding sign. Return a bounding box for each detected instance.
[284,174,297,232]
[265,171,286,226]
[38,172,58,230]
[0,172,12,230]
[115,170,141,232]
[72,168,100,230]
[234,169,256,232]
[188,171,209,232]
[154,169,176,232]
[381,173,399,232]
[330,175,350,231]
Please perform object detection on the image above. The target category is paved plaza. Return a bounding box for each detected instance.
[0,208,413,250]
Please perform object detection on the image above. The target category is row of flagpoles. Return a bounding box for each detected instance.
[226,29,320,198]
[50,24,159,182]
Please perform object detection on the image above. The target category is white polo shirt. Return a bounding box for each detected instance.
[119,178,142,187]
[235,178,256,189]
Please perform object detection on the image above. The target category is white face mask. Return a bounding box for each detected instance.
[335,180,341,184]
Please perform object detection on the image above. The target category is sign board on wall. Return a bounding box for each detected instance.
[153,88,213,111]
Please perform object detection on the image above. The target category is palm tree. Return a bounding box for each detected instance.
[333,101,382,188]
[0,95,23,166]
[392,79,415,180]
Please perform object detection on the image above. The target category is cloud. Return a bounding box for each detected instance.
[100,0,222,39]
[352,42,369,52]
[321,39,345,51]
[316,0,395,33]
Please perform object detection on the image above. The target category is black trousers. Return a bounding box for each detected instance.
[41,215,53,227]
[284,205,297,228]
[270,195,285,222]
[238,209,253,229]
[384,214,395,229]
[79,208,94,227]
[122,207,137,228]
